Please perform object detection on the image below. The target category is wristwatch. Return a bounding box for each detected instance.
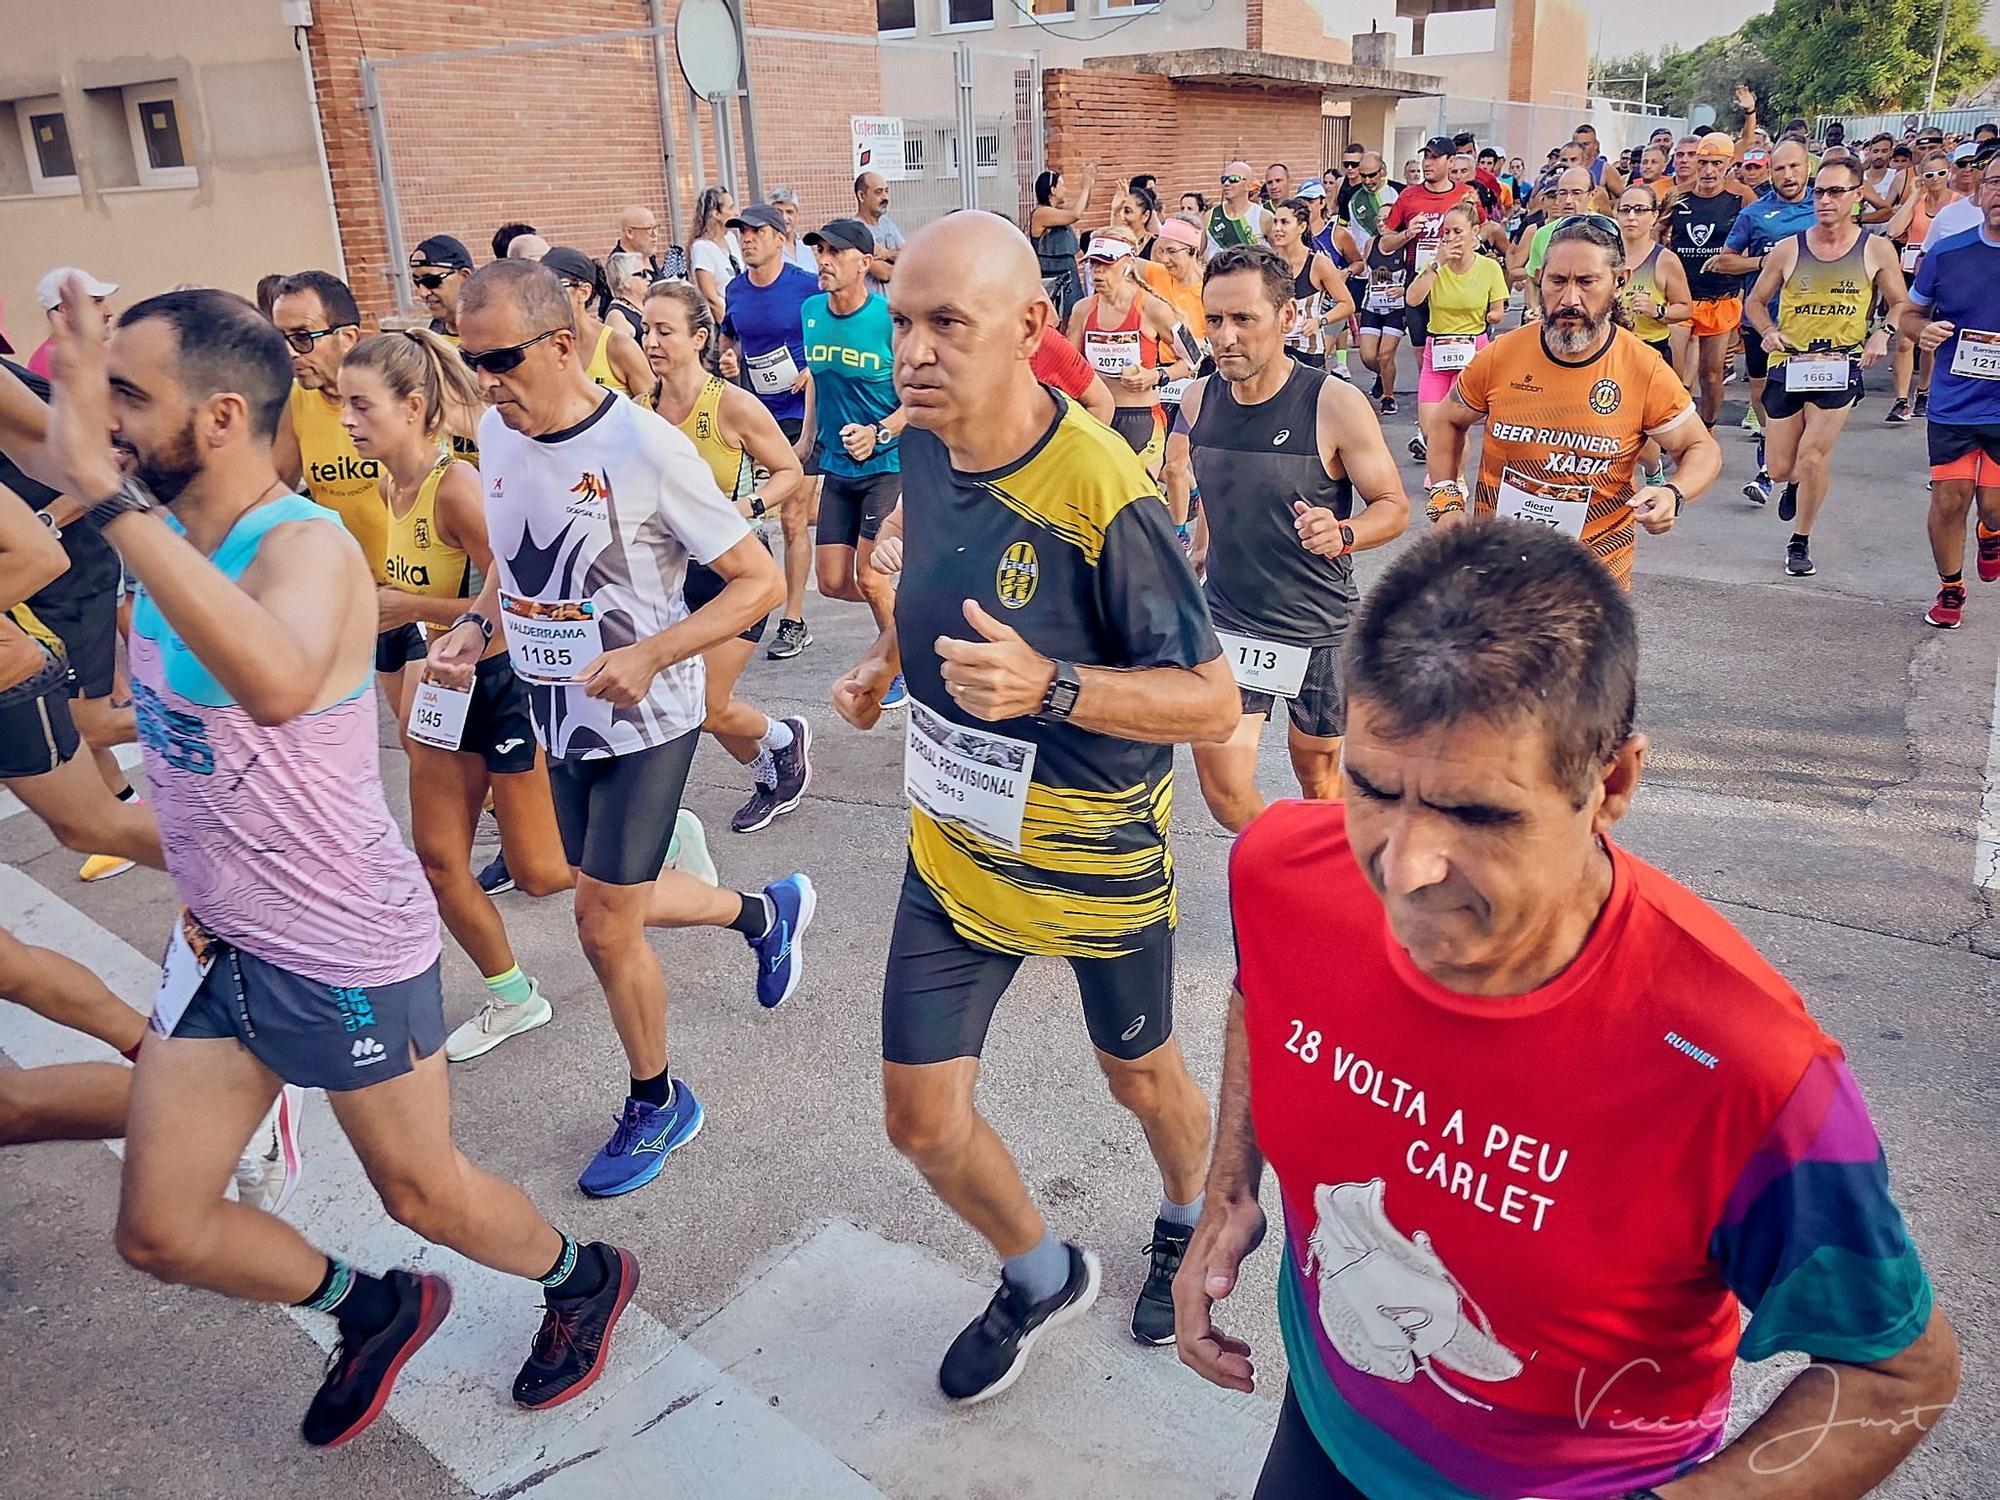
[747,492,768,519]
[874,422,896,451]
[1035,659,1082,724]
[1337,522,1356,554]
[449,611,494,644]
[84,476,159,529]
[1663,481,1686,516]
[36,510,60,539]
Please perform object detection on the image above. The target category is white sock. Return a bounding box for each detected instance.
[758,718,794,753]
[749,748,777,790]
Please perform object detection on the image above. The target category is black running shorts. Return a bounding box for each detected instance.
[0,648,80,779]
[1358,306,1406,337]
[1238,642,1346,739]
[374,623,427,675]
[1926,420,2000,470]
[1761,361,1862,421]
[1253,1384,1371,1500]
[684,533,774,644]
[818,472,899,549]
[548,728,700,886]
[26,588,117,699]
[881,865,1174,1066]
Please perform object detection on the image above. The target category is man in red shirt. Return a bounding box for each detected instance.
[1174,523,1960,1498]
[1375,138,1468,287]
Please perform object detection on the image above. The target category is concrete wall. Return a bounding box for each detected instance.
[0,0,340,351]
[886,0,1242,71]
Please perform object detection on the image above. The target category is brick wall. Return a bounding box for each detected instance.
[305,0,883,322]
[1247,0,1354,67]
[1044,69,1331,217]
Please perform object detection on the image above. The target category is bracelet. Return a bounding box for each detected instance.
[84,476,159,529]
[449,611,494,644]
[1424,479,1468,522]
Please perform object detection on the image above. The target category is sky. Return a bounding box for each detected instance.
[1583,0,1771,58]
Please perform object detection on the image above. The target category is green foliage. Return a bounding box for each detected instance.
[1591,0,1995,120]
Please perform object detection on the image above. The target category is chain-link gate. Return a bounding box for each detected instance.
[358,20,1040,316]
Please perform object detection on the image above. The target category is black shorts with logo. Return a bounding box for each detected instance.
[1358,305,1406,336]
[881,864,1174,1066]
[548,728,700,886]
[1762,358,1862,421]
[0,648,81,779]
[462,652,538,774]
[818,471,900,549]
[685,532,774,644]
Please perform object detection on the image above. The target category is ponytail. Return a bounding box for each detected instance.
[342,327,482,441]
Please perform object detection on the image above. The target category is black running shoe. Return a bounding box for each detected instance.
[1407,433,1427,463]
[1379,396,1398,417]
[301,1270,453,1447]
[731,782,782,834]
[770,716,811,812]
[1130,1218,1192,1346]
[939,1244,1100,1404]
[1370,374,1384,399]
[1887,397,1911,424]
[1778,483,1798,523]
[766,618,812,660]
[1914,391,1929,418]
[514,1243,640,1410]
[476,852,515,896]
[1786,538,1816,577]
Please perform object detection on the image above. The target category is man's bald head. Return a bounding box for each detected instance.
[897,210,1045,313]
[1549,166,1595,214]
[1360,152,1385,174]
[1770,139,1809,168]
[1768,138,1812,199]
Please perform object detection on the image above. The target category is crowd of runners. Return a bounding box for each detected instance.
[0,98,1972,1496]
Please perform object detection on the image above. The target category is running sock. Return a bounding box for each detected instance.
[299,1257,397,1333]
[1002,1230,1072,1305]
[1158,1191,1205,1230]
[758,718,795,754]
[727,892,774,940]
[1942,571,1964,586]
[748,748,778,790]
[114,784,138,803]
[483,965,533,1006]
[1979,524,2000,541]
[1790,532,1810,548]
[630,1068,675,1109]
[538,1233,609,1301]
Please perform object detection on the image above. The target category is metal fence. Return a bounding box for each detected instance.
[357,22,1040,316]
[1397,95,1688,173]
[1815,107,1998,142]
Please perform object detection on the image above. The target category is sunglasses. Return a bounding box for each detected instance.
[411,271,456,290]
[1220,174,1248,185]
[1614,204,1655,215]
[1552,212,1621,237]
[1923,170,1950,179]
[458,328,562,375]
[1816,184,1859,198]
[282,323,356,354]
[1360,170,1385,181]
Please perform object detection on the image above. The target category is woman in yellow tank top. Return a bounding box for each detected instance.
[1615,182,1693,485]
[542,245,653,401]
[339,329,575,1042]
[643,280,817,828]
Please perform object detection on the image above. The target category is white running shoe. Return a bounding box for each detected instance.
[235,1084,305,1215]
[445,979,554,1063]
[664,808,718,887]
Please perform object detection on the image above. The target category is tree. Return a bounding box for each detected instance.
[1589,38,1775,123]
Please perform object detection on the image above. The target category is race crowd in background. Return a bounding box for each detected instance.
[0,76,1974,1497]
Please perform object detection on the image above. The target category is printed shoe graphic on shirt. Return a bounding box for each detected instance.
[1305,1178,1524,1407]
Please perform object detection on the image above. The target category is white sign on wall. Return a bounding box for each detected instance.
[851,115,907,181]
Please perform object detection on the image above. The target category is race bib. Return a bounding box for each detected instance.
[1365,281,1403,313]
[1901,242,1921,273]
[1085,330,1142,375]
[1783,353,1850,392]
[1951,328,2000,380]
[1215,630,1311,698]
[1429,336,1477,372]
[1158,377,1192,405]
[746,344,800,395]
[151,911,221,1037]
[904,697,1037,853]
[1495,468,1591,539]
[407,677,472,751]
[1414,240,1440,275]
[499,592,603,684]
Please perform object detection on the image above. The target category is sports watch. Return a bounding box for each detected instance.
[84,476,159,529]
[1035,659,1082,724]
[874,422,896,452]
[1663,482,1686,516]
[449,611,495,644]
[1338,522,1356,553]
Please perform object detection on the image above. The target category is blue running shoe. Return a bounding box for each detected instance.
[750,873,817,1009]
[880,673,908,710]
[578,1087,703,1197]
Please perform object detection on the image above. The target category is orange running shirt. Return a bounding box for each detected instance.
[1453,323,1696,587]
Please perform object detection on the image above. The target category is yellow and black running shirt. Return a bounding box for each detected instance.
[1774,231,1872,366]
[896,394,1221,957]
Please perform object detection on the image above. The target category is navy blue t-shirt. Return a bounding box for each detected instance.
[722,263,819,425]
[1911,225,2000,427]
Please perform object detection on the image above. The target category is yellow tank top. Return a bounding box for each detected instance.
[289,382,389,581]
[673,375,749,500]
[585,324,629,396]
[383,452,471,630]
[1775,231,1873,363]
[1622,246,1671,343]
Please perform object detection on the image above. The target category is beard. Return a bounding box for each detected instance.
[1544,306,1607,357]
[116,419,202,505]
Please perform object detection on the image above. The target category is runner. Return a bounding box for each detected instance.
[1884,150,1954,421]
[1616,182,1693,484]
[1207,160,1272,252]
[1902,157,2000,628]
[409,234,473,342]
[23,280,638,1443]
[1742,157,1904,578]
[1145,215,1210,448]
[1715,140,1819,501]
[427,259,814,1195]
[1667,135,1753,426]
[1922,144,1987,253]
[335,327,576,1061]
[1405,203,1509,468]
[833,211,1237,1392]
[1349,154,1407,414]
[1066,229,1183,475]
[541,246,653,400]
[800,216,906,706]
[1261,163,1293,208]
[1267,198,1355,372]
[268,271,419,716]
[1426,214,1721,588]
[722,202,820,660]
[1029,165,1097,322]
[1177,520,1960,1498]
[645,279,814,834]
[1376,138,1465,336]
[1171,244,1407,830]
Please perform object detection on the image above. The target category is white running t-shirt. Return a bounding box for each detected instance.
[479,392,749,760]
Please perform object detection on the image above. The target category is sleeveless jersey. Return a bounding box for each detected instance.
[1669,190,1745,302]
[288,382,388,581]
[1284,252,1327,354]
[1084,295,1163,423]
[128,492,439,986]
[584,324,629,396]
[1188,361,1355,647]
[383,452,471,630]
[673,375,750,501]
[1622,245,1672,343]
[1774,230,1872,365]
[1208,204,1260,248]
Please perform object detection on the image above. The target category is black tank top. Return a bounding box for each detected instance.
[1187,360,1356,646]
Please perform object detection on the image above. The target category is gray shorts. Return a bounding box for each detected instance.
[1240,642,1346,739]
[172,944,446,1092]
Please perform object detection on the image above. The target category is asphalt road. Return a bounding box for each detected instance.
[1,363,1994,1500]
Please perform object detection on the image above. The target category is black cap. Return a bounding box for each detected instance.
[804,217,875,255]
[1423,135,1457,157]
[727,204,787,234]
[539,246,601,286]
[410,234,472,271]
